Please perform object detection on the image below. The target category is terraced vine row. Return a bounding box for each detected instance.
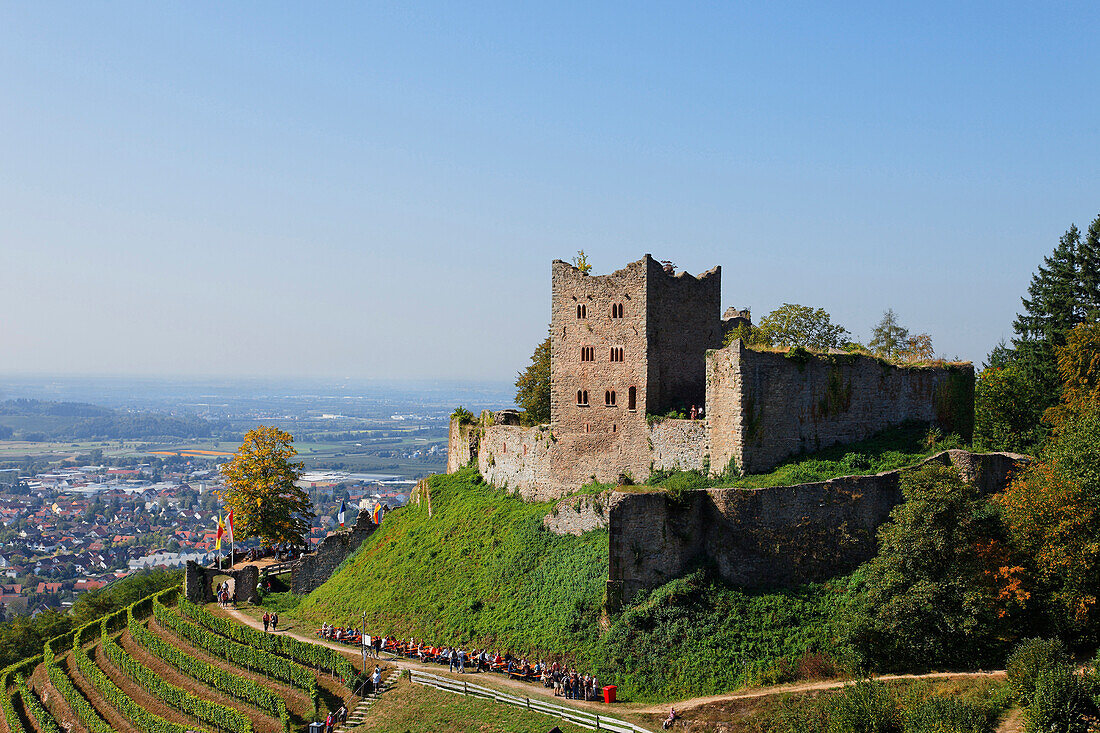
[2,586,361,733]
[178,598,359,684]
[130,608,293,732]
[155,599,321,704]
[74,630,203,733]
[100,617,254,733]
[15,673,61,733]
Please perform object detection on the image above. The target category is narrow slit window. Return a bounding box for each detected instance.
[605,390,616,406]
[577,304,587,319]
[611,303,624,318]
[610,346,624,362]
[577,390,589,406]
[628,386,637,411]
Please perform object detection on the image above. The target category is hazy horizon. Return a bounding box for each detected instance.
[3,3,1098,381]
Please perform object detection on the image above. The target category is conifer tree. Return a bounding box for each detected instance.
[1010,214,1100,418]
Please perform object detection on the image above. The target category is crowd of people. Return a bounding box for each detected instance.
[315,624,608,702]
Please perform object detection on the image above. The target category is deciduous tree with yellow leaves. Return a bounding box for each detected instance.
[220,426,314,548]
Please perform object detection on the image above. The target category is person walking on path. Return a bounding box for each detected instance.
[263,612,270,632]
[372,665,382,691]
[272,612,279,631]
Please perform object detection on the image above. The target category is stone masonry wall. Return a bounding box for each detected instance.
[708,340,975,475]
[646,257,723,414]
[550,258,652,489]
[291,512,377,595]
[543,491,612,535]
[648,418,708,472]
[607,450,1026,604]
[447,419,479,473]
[477,422,560,500]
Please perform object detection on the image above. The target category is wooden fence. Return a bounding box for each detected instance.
[408,669,654,733]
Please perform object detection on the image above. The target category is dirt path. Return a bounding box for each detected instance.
[221,606,624,717]
[633,670,1008,715]
[221,605,1009,724]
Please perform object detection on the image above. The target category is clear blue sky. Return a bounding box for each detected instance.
[1,3,1097,381]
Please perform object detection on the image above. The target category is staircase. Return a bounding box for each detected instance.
[335,668,400,731]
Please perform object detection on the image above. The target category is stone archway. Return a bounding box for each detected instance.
[184,561,260,604]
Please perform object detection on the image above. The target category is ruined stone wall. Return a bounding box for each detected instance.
[708,340,975,475]
[648,418,708,472]
[476,423,560,500]
[646,257,723,414]
[447,418,479,473]
[607,450,1026,604]
[291,512,377,594]
[543,491,612,535]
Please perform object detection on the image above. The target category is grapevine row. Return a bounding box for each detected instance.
[178,598,359,684]
[15,673,61,733]
[46,664,112,733]
[154,599,320,703]
[1,671,24,733]
[130,609,291,732]
[73,631,203,733]
[100,619,253,733]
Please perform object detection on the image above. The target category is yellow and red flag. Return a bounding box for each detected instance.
[215,512,224,550]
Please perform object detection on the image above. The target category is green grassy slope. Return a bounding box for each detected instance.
[294,468,608,660]
[293,468,848,702]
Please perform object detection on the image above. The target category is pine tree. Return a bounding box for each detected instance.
[1011,215,1100,414]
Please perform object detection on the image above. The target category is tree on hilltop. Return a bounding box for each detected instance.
[515,336,550,425]
[870,309,909,359]
[221,426,314,547]
[757,303,850,352]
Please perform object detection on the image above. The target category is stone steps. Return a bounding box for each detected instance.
[334,669,400,732]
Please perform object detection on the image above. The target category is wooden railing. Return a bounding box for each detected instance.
[408,669,653,733]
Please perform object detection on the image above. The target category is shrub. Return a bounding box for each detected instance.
[902,696,999,733]
[1025,665,1097,733]
[824,680,901,733]
[1006,638,1070,706]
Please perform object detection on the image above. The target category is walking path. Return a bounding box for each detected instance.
[221,605,1006,721]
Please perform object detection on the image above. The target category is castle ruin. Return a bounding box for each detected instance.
[448,255,974,500]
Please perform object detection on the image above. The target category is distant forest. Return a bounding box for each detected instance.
[0,399,225,441]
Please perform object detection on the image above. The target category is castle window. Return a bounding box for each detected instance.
[577,390,589,406]
[628,386,637,411]
[611,303,624,318]
[577,304,587,319]
[605,390,616,406]
[585,423,591,433]
[502,443,506,453]
[581,346,595,362]
[612,424,617,432]
[610,346,624,362]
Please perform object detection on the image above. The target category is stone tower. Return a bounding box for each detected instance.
[549,255,722,483]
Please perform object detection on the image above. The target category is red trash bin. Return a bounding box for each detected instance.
[603,685,617,704]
